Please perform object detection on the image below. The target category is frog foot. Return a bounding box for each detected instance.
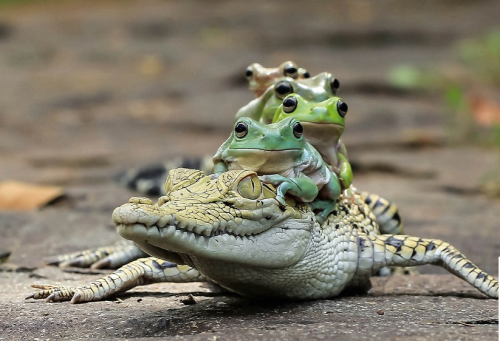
[259,175,288,208]
[275,195,288,209]
[309,199,337,225]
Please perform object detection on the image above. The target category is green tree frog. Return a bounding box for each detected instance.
[213,117,341,222]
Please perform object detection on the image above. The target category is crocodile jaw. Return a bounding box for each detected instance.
[113,201,314,269]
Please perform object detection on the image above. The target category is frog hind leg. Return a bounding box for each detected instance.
[309,199,338,224]
[259,174,318,207]
[310,171,342,223]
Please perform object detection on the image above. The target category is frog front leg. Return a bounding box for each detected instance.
[213,161,229,175]
[259,174,318,207]
[338,153,353,190]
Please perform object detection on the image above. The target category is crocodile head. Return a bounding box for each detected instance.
[112,168,315,270]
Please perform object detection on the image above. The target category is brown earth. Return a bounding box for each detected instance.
[0,0,499,340]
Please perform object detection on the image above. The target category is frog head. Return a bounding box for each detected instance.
[273,94,347,126]
[236,72,341,124]
[216,117,307,174]
[272,94,348,151]
[245,61,310,97]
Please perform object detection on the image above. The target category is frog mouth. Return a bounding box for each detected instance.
[300,122,343,144]
[231,148,302,152]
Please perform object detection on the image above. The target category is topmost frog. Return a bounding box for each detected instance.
[237,72,340,124]
[246,61,310,97]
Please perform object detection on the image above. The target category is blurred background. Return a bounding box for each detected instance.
[1,0,499,273]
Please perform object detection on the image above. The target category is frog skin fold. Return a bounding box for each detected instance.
[273,94,353,192]
[245,61,310,97]
[236,71,340,124]
[213,117,341,222]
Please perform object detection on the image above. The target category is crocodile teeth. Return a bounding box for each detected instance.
[202,228,212,237]
[212,221,219,231]
[186,221,197,232]
[178,220,189,230]
[138,214,158,227]
[157,215,172,228]
[193,225,206,236]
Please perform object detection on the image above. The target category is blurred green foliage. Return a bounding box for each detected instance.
[457,31,500,86]
[389,30,500,196]
[389,29,500,145]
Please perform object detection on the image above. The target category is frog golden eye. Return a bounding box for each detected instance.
[282,96,298,114]
[330,78,340,94]
[337,100,348,118]
[234,122,248,138]
[237,175,262,200]
[274,81,294,99]
[245,67,253,80]
[302,71,310,78]
[293,122,303,139]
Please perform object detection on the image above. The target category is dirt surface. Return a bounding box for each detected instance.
[0,0,499,340]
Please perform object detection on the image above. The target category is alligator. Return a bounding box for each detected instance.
[28,168,499,303]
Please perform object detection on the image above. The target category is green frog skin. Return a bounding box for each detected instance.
[236,72,340,124]
[246,61,310,97]
[213,117,341,222]
[273,94,353,191]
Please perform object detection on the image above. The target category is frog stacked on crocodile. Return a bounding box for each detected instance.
[28,61,498,303]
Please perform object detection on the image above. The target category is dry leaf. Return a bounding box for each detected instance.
[0,181,63,211]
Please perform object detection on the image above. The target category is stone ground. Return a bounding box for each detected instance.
[0,0,499,340]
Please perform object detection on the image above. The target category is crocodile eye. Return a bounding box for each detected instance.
[302,71,310,78]
[245,67,253,80]
[274,81,294,99]
[237,175,262,200]
[234,122,248,138]
[282,96,298,114]
[337,100,348,118]
[330,78,340,94]
[293,122,303,139]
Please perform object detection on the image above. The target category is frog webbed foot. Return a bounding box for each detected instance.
[259,175,290,207]
[259,174,319,207]
[309,199,337,224]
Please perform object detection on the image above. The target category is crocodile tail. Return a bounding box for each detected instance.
[115,156,214,195]
[367,234,499,298]
[360,192,403,235]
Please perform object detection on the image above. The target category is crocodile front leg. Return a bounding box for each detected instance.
[354,234,499,298]
[44,241,148,269]
[27,257,206,303]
